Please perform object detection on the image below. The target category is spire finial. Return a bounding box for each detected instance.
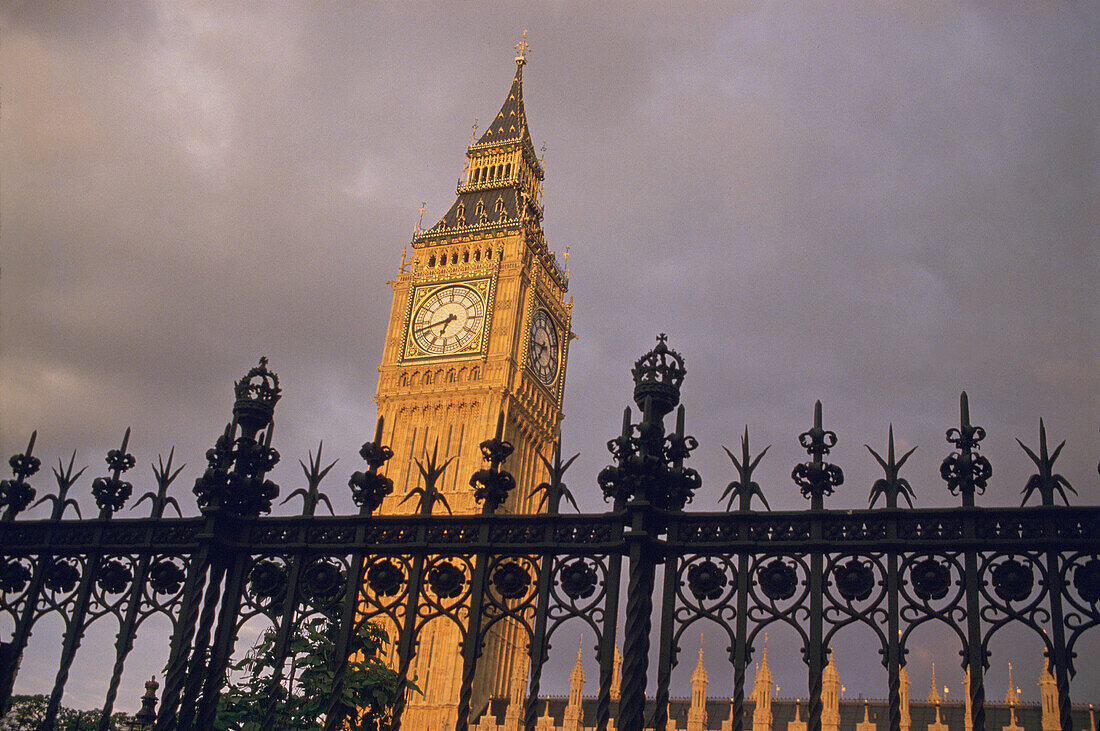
[470,118,479,145]
[515,30,530,65]
[928,663,943,704]
[415,201,426,234]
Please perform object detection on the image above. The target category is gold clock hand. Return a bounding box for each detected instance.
[414,313,457,335]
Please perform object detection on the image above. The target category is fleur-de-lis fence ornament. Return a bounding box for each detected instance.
[470,411,516,513]
[792,401,844,510]
[91,428,136,517]
[940,392,991,506]
[1017,419,1076,507]
[0,431,40,521]
[348,417,395,514]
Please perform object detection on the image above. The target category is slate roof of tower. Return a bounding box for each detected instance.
[474,62,531,148]
[420,61,543,240]
[432,188,529,232]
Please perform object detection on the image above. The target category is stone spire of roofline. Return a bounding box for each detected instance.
[928,663,943,704]
[1005,662,1019,706]
[757,633,772,681]
[692,634,708,683]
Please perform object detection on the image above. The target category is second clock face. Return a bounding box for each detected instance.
[411,284,486,355]
[528,308,560,385]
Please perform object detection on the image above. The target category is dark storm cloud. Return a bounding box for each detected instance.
[1,0,1096,710]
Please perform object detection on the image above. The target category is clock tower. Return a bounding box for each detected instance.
[373,41,572,729]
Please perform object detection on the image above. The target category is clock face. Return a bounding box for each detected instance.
[528,308,559,385]
[411,284,486,355]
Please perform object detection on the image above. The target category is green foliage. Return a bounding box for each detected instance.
[0,695,130,730]
[216,618,416,731]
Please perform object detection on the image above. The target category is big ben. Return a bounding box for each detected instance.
[373,38,572,730]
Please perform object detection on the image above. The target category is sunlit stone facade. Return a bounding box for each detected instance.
[370,41,572,731]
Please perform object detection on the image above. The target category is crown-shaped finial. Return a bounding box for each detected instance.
[233,356,282,433]
[631,334,686,417]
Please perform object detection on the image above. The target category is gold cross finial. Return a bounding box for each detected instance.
[470,118,479,145]
[515,30,530,65]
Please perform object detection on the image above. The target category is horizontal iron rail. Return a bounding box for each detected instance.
[4,505,1098,557]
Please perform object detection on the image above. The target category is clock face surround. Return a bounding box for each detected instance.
[528,308,560,385]
[411,284,486,355]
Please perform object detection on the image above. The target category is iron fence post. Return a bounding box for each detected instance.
[594,411,631,731]
[156,521,213,730]
[457,412,515,731]
[43,429,135,730]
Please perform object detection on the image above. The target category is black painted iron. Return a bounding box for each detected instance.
[0,343,1097,731]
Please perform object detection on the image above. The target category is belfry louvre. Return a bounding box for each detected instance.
[2,48,1099,731]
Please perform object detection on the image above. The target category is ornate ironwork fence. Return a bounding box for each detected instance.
[1,341,1098,731]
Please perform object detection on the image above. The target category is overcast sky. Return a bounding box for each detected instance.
[2,0,1097,715]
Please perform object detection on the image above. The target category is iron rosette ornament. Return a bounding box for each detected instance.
[976,553,1051,649]
[544,555,610,664]
[148,558,187,598]
[674,555,738,630]
[547,556,607,631]
[1060,553,1100,676]
[909,557,953,602]
[0,558,32,596]
[246,558,289,615]
[480,555,539,645]
[746,554,813,642]
[680,555,736,605]
[828,557,879,604]
[427,561,466,600]
[558,558,600,602]
[756,558,799,602]
[366,558,405,598]
[43,558,81,595]
[1071,557,1100,605]
[898,553,966,649]
[300,558,347,615]
[96,558,133,596]
[821,555,889,657]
